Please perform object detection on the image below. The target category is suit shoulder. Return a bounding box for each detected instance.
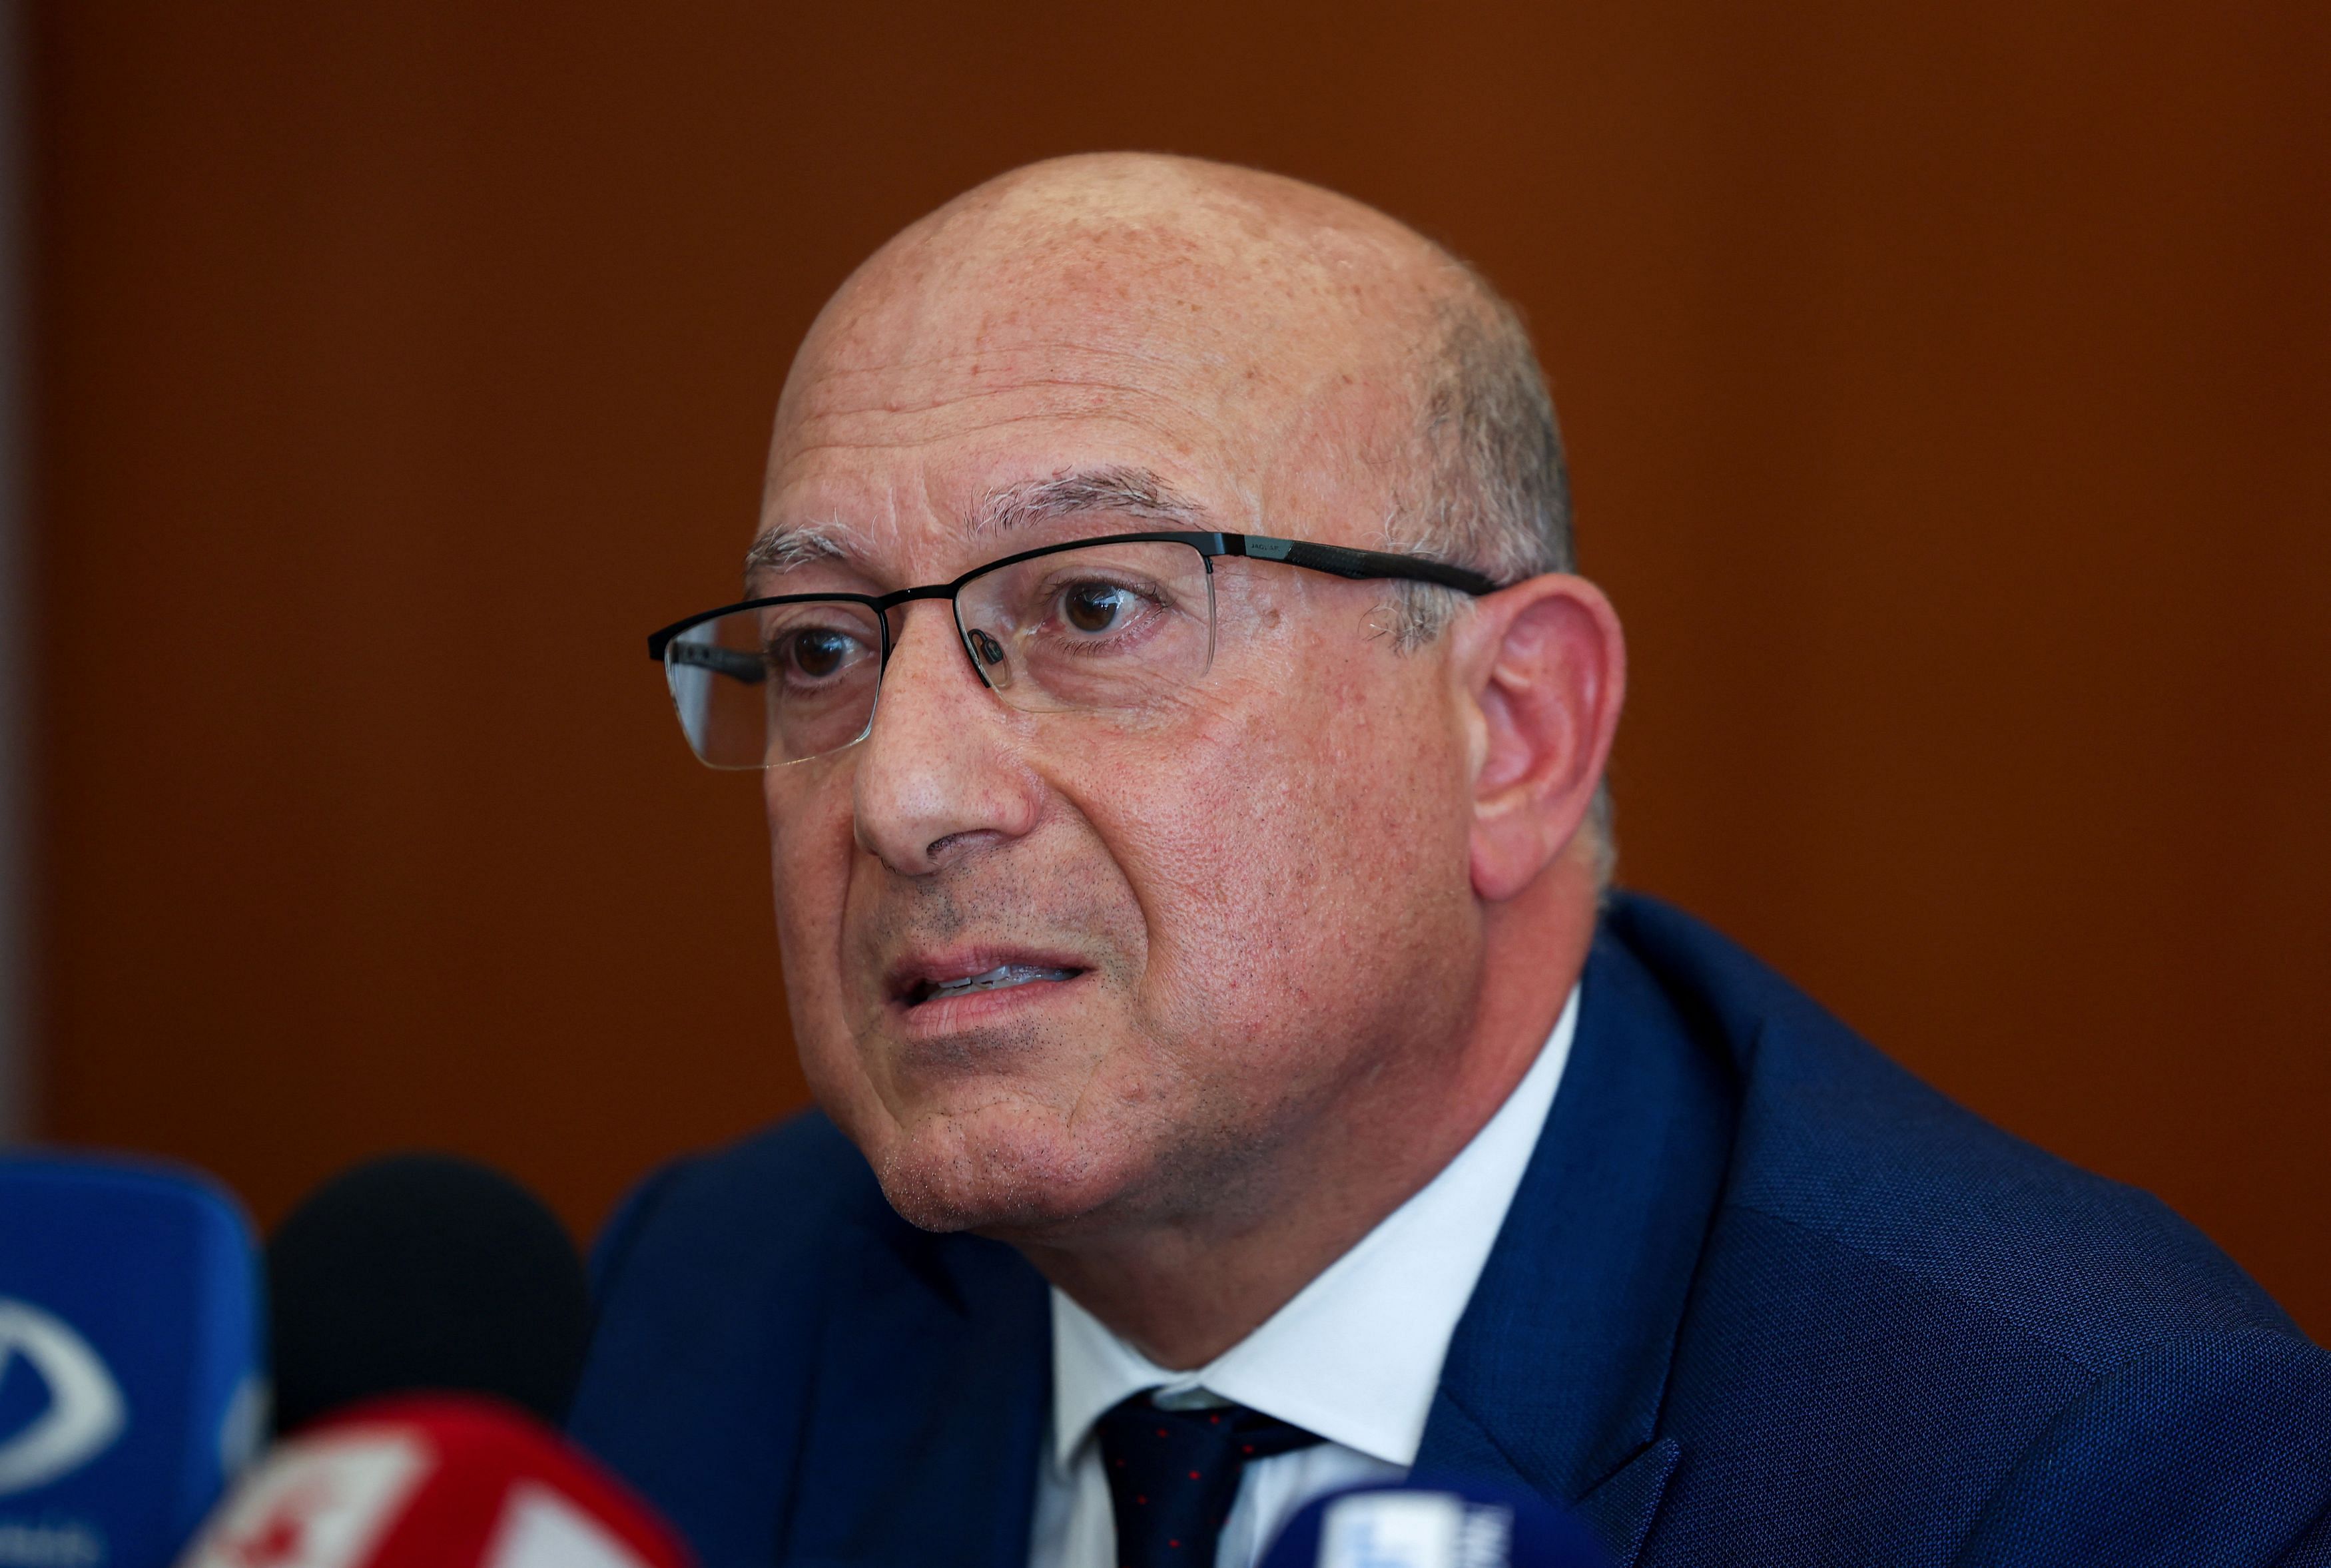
[589,1109,894,1322]
[567,1111,908,1528]
[1953,1327,2331,1567]
[1605,894,2306,1366]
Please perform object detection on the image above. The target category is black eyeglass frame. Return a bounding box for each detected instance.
[643,531,1506,679]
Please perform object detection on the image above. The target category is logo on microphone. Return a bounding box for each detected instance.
[0,1299,128,1495]
[180,1430,432,1568]
[1319,1491,1515,1568]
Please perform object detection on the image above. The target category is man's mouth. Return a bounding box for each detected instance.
[900,963,1084,1008]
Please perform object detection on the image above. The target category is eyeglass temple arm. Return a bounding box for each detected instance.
[664,641,767,684]
[1228,535,1504,596]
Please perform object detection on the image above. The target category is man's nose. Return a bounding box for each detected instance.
[850,601,1043,876]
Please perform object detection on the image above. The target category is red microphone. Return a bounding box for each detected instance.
[172,1396,692,1568]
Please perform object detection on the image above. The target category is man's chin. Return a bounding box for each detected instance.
[867,1103,1129,1236]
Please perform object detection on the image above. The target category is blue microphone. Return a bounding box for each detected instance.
[1259,1479,1611,1568]
[0,1151,266,1568]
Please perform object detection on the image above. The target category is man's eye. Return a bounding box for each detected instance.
[783,628,856,678]
[1062,582,1132,633]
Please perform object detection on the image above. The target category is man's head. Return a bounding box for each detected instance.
[749,154,1624,1245]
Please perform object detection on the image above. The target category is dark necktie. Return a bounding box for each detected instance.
[1095,1394,1323,1568]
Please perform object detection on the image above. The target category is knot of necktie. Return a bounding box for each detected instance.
[1094,1394,1323,1568]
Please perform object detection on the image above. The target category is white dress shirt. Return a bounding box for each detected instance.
[1027,985,1581,1568]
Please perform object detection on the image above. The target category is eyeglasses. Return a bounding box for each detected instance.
[645,530,1503,770]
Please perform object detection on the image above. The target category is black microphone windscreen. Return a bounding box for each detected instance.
[266,1153,591,1436]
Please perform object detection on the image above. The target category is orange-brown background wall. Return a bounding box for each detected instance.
[26,5,2330,1332]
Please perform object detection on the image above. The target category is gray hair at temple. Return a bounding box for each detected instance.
[1383,262,1616,886]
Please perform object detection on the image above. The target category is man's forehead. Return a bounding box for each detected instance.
[757,296,1254,581]
[764,284,1311,569]
[755,156,1463,571]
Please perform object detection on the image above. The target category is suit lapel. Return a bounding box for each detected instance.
[1415,921,1738,1566]
[782,1216,1051,1567]
[775,909,1736,1567]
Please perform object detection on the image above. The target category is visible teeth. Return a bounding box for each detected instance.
[926,964,1076,1001]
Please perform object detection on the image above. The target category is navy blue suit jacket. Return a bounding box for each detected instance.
[569,895,2331,1565]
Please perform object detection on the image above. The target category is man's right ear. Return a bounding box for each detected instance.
[1448,574,1626,904]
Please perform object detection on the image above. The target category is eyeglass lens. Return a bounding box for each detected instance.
[663,539,1216,768]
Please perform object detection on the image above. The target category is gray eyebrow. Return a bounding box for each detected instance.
[742,518,870,585]
[970,465,1205,537]
[745,465,1207,585]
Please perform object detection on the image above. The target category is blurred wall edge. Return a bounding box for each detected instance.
[0,0,23,1147]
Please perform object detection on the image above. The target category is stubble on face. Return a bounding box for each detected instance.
[841,828,1166,1234]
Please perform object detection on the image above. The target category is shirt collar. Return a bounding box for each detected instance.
[1049,985,1580,1475]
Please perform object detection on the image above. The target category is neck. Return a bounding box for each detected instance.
[1014,865,1598,1369]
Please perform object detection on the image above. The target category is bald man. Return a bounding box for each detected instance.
[573,158,2331,1568]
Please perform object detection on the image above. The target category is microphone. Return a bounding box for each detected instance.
[182,1155,690,1565]
[1259,1479,1611,1568]
[0,1151,267,1568]
[264,1155,592,1435]
[174,1394,690,1568]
